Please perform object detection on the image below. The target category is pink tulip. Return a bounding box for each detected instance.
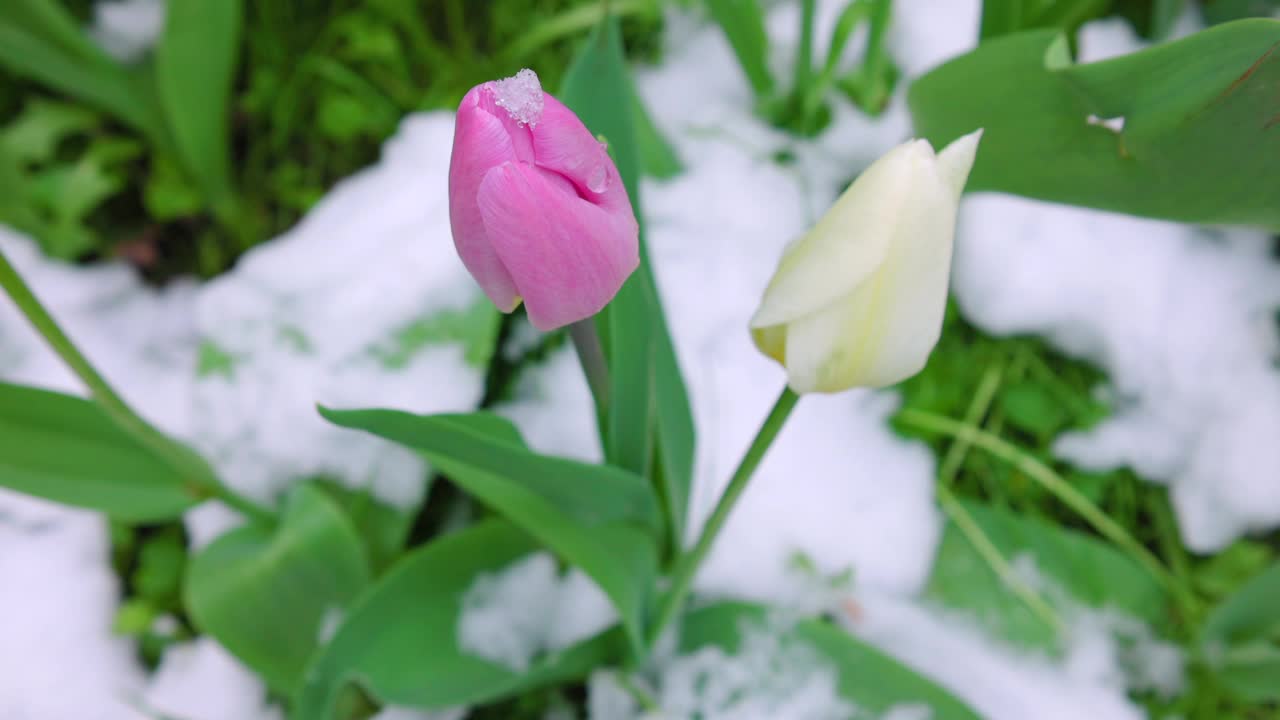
[448,69,640,331]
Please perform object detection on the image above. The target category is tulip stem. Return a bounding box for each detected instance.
[0,247,274,526]
[569,318,611,413]
[647,386,800,648]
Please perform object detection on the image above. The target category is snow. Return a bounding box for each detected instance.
[89,0,165,63]
[848,595,1146,720]
[644,614,854,720]
[491,69,546,127]
[457,553,617,672]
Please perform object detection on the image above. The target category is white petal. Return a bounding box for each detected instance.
[750,141,933,328]
[782,167,959,393]
[935,129,983,198]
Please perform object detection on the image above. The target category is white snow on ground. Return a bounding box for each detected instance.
[89,0,166,63]
[457,553,619,672]
[3,0,1276,717]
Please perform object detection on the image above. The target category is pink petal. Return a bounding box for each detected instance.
[477,161,639,331]
[532,94,634,218]
[449,86,522,310]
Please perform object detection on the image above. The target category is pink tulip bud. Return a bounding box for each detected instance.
[448,69,640,331]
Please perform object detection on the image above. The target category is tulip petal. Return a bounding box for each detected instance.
[749,141,934,329]
[449,88,523,311]
[477,161,639,331]
[936,129,983,198]
[782,171,958,393]
[532,94,635,217]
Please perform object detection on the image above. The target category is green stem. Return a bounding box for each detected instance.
[569,317,611,419]
[648,386,800,646]
[801,0,871,119]
[0,248,273,525]
[937,483,1066,634]
[793,0,818,98]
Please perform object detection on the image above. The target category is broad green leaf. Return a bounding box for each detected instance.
[1201,560,1280,701]
[318,408,661,650]
[632,94,682,179]
[927,500,1166,650]
[561,17,652,477]
[0,0,160,136]
[187,484,370,695]
[909,20,1280,229]
[294,521,626,720]
[1202,0,1280,25]
[706,0,775,97]
[560,17,696,549]
[314,479,420,573]
[155,0,242,214]
[680,602,981,718]
[980,0,1032,39]
[0,382,197,521]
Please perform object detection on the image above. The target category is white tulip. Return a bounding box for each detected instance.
[750,130,983,393]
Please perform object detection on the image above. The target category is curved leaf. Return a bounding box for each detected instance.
[1202,560,1280,701]
[186,484,370,695]
[0,382,196,521]
[156,0,241,212]
[909,20,1280,229]
[318,408,660,651]
[928,500,1167,650]
[294,520,626,720]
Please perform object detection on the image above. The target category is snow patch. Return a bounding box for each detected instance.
[458,553,616,671]
[89,0,165,63]
[491,69,546,127]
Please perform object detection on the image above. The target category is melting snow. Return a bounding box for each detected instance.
[491,69,546,127]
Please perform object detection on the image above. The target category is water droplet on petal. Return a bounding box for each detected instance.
[586,164,608,193]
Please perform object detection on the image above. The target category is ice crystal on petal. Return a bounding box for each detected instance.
[492,69,545,127]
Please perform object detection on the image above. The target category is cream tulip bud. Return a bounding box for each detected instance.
[750,130,983,393]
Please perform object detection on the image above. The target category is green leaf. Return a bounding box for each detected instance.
[0,0,161,136]
[560,17,696,549]
[318,407,661,651]
[155,0,242,214]
[186,484,370,696]
[632,94,682,179]
[313,480,419,573]
[0,98,100,165]
[998,381,1068,440]
[0,382,197,521]
[680,602,981,718]
[705,0,775,97]
[1201,0,1280,25]
[294,520,626,720]
[1201,560,1280,701]
[561,17,652,476]
[908,20,1280,229]
[927,500,1166,650]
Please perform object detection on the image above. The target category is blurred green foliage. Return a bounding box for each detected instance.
[0,0,665,277]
